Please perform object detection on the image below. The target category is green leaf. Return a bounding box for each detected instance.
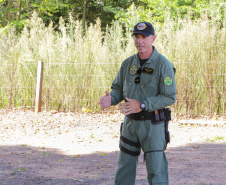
[19,168,26,172]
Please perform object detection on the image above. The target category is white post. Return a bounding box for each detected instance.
[35,61,43,113]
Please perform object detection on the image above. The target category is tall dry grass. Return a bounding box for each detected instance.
[0,12,225,116]
[155,14,226,116]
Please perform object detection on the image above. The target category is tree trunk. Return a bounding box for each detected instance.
[82,0,88,30]
[18,0,22,20]
[6,0,12,21]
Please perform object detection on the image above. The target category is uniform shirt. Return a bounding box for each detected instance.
[110,46,176,112]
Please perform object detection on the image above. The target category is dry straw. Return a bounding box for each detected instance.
[0,12,225,116]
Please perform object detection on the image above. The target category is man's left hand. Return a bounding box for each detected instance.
[118,97,142,115]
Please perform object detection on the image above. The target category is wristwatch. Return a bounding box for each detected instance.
[140,101,146,111]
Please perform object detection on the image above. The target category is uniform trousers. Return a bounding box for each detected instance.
[115,117,169,185]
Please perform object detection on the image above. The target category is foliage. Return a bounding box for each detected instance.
[115,0,226,28]
[1,0,225,33]
[0,0,136,32]
[0,0,70,32]
[206,135,225,142]
[0,12,225,116]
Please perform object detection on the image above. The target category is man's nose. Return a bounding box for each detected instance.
[137,38,141,43]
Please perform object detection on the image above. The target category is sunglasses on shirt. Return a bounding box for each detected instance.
[134,68,142,84]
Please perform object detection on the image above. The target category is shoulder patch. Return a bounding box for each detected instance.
[164,77,172,85]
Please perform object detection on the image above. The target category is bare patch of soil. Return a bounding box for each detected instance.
[0,110,225,185]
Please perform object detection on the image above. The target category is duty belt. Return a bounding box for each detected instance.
[126,110,165,123]
[121,108,172,160]
[126,111,154,121]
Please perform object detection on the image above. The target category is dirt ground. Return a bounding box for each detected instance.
[0,109,226,185]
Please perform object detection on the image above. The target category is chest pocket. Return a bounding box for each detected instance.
[140,70,160,97]
[123,73,134,97]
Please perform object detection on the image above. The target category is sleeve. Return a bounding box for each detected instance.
[144,61,176,111]
[110,63,125,105]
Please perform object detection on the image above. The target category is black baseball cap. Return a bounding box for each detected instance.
[132,22,155,36]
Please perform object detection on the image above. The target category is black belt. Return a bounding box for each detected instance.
[126,111,155,121]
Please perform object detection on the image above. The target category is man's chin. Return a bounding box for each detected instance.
[138,49,145,53]
[137,47,142,51]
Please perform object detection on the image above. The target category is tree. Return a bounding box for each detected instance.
[1,0,224,33]
[82,0,88,30]
[0,0,138,31]
[114,0,226,27]
[0,0,70,31]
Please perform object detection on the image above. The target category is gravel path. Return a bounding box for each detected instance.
[0,109,225,185]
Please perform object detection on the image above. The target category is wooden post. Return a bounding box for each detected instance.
[35,61,43,113]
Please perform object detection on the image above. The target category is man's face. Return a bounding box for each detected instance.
[133,33,156,56]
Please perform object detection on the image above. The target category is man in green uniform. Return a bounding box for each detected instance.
[99,22,176,185]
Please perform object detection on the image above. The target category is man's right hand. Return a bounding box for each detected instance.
[99,90,111,109]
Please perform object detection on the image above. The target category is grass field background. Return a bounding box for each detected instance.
[0,12,225,116]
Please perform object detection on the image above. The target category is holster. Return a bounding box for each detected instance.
[126,108,171,145]
[163,108,171,145]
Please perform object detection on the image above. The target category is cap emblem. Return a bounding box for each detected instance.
[137,23,147,30]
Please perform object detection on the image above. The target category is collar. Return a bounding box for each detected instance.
[134,46,158,67]
[145,46,158,64]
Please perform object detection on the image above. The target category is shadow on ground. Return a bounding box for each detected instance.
[0,142,225,185]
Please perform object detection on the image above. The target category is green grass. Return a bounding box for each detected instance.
[10,161,26,175]
[199,181,205,184]
[40,152,50,157]
[0,12,225,116]
[206,135,225,142]
[90,132,94,139]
